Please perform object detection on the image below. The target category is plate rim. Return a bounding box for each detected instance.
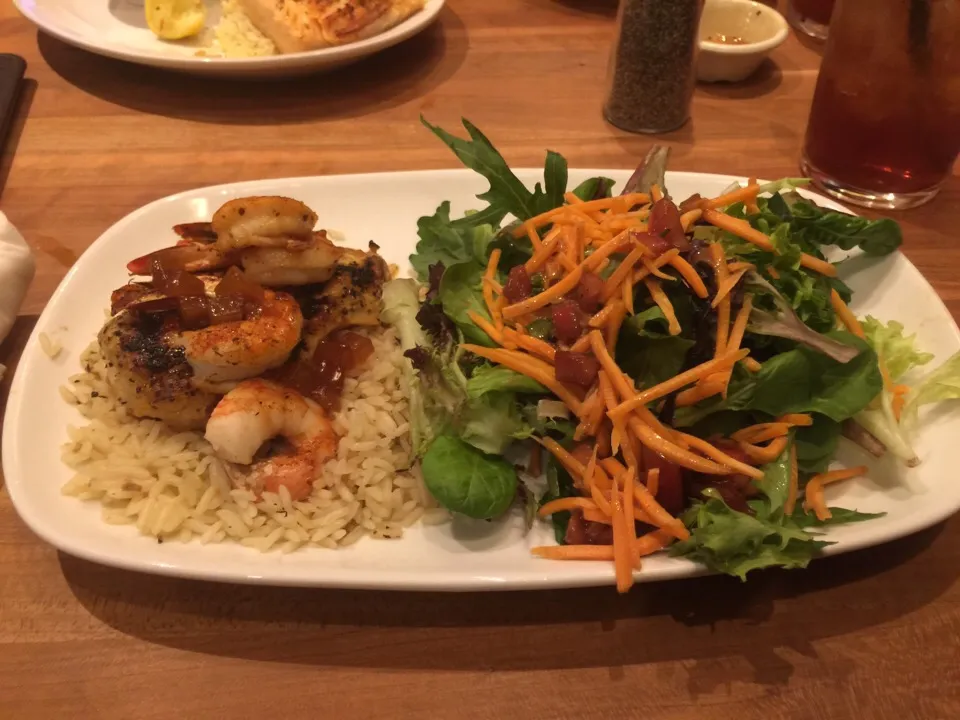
[13,0,446,72]
[6,168,960,591]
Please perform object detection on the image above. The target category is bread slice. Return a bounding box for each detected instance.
[234,0,427,53]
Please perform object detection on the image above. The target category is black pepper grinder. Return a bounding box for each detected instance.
[603,0,705,134]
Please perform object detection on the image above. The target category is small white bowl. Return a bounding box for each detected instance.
[697,0,789,83]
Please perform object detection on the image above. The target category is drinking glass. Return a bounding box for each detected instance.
[800,0,960,210]
[787,0,835,40]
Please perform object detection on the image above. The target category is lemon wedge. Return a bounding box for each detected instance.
[145,0,207,40]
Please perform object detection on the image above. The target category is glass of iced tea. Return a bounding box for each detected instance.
[801,0,960,210]
[788,0,835,40]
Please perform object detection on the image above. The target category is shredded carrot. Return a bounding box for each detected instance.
[563,191,584,205]
[536,437,612,493]
[669,255,709,298]
[711,267,751,309]
[644,278,681,335]
[766,265,780,279]
[709,242,731,356]
[528,442,542,478]
[584,505,654,526]
[583,446,600,493]
[703,183,761,210]
[589,332,726,475]
[538,496,598,518]
[609,348,749,418]
[829,289,866,339]
[680,208,702,232]
[590,481,614,515]
[804,465,868,521]
[778,413,813,427]
[678,433,765,479]
[726,295,753,353]
[524,221,544,251]
[514,193,652,237]
[570,334,593,353]
[462,345,583,413]
[467,310,505,345]
[632,248,680,284]
[702,209,837,277]
[502,327,556,362]
[738,435,789,464]
[731,422,791,444]
[743,357,762,372]
[611,481,635,592]
[891,384,909,421]
[531,529,672,561]
[621,272,635,314]
[524,227,563,274]
[482,248,501,321]
[600,456,626,477]
[602,246,647,301]
[621,467,640,567]
[531,545,615,561]
[650,184,664,202]
[646,467,660,498]
[604,302,628,353]
[503,265,583,320]
[785,441,799,516]
[641,256,675,282]
[675,380,725,406]
[583,231,635,271]
[589,300,624,329]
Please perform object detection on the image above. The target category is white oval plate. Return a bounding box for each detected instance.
[14,0,445,78]
[5,169,960,590]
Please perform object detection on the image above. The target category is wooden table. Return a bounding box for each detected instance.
[2,2,958,718]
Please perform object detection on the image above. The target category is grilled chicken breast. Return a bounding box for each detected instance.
[99,309,220,431]
[235,0,426,53]
[297,253,389,357]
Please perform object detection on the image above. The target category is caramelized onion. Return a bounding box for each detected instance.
[207,295,245,325]
[151,259,206,297]
[216,267,265,303]
[178,296,209,330]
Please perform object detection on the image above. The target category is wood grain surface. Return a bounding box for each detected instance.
[1,1,959,718]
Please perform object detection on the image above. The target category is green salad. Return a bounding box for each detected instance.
[380,117,960,586]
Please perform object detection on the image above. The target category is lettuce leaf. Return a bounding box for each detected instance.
[902,350,960,428]
[409,201,497,281]
[862,316,934,381]
[672,440,884,579]
[421,115,565,221]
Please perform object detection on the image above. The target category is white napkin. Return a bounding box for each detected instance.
[0,211,36,380]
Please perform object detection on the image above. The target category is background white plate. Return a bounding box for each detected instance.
[14,0,445,77]
[5,169,960,591]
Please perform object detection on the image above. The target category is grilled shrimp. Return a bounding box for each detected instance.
[241,231,367,286]
[212,196,317,251]
[204,380,337,501]
[175,289,304,393]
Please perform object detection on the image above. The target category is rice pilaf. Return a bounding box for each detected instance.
[60,327,446,552]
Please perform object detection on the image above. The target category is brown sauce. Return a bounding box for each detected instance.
[273,331,374,411]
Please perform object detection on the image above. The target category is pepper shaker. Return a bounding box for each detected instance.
[603,0,705,134]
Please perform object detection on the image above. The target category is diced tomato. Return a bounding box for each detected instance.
[648,198,690,251]
[555,351,600,387]
[503,265,532,303]
[641,445,685,516]
[631,230,674,257]
[551,299,584,344]
[575,272,605,313]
